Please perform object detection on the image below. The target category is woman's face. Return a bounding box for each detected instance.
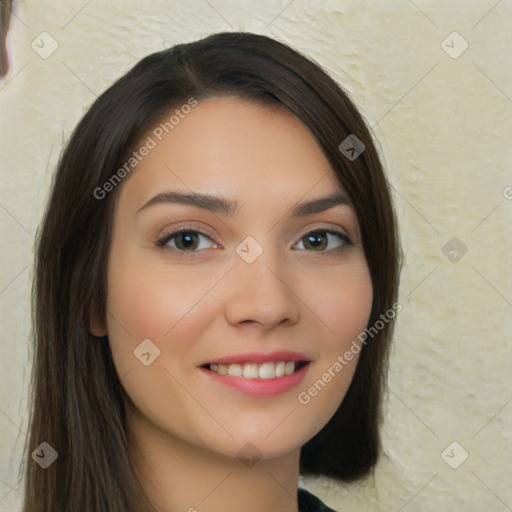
[98,96,373,461]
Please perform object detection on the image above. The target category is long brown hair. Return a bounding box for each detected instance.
[22,32,401,511]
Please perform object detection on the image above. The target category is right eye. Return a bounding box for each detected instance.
[156,228,219,253]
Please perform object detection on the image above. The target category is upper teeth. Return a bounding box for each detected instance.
[209,361,298,379]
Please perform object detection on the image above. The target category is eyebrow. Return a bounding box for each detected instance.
[136,190,352,217]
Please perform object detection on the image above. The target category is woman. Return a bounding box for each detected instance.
[23,32,400,512]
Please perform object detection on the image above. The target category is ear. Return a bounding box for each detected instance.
[89,312,107,338]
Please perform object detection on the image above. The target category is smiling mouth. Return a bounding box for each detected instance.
[201,361,310,379]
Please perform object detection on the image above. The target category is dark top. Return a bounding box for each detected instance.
[298,488,338,512]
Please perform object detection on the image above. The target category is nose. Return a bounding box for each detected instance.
[224,247,301,331]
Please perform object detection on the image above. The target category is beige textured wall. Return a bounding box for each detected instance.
[1,1,511,511]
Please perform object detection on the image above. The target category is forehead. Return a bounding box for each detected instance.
[119,97,345,211]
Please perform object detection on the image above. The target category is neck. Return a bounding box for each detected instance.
[127,405,301,512]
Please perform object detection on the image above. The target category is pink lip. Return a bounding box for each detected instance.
[199,363,311,397]
[200,350,312,366]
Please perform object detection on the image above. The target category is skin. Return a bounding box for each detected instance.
[91,97,373,512]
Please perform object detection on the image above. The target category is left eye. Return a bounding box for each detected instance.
[156,228,351,253]
[293,229,351,251]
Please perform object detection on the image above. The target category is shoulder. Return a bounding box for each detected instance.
[298,487,339,512]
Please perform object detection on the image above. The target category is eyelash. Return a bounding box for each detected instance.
[155,226,352,256]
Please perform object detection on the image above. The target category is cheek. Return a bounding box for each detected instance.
[103,253,224,443]
[296,259,372,423]
[106,246,217,338]
[104,247,226,382]
[309,258,373,349]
